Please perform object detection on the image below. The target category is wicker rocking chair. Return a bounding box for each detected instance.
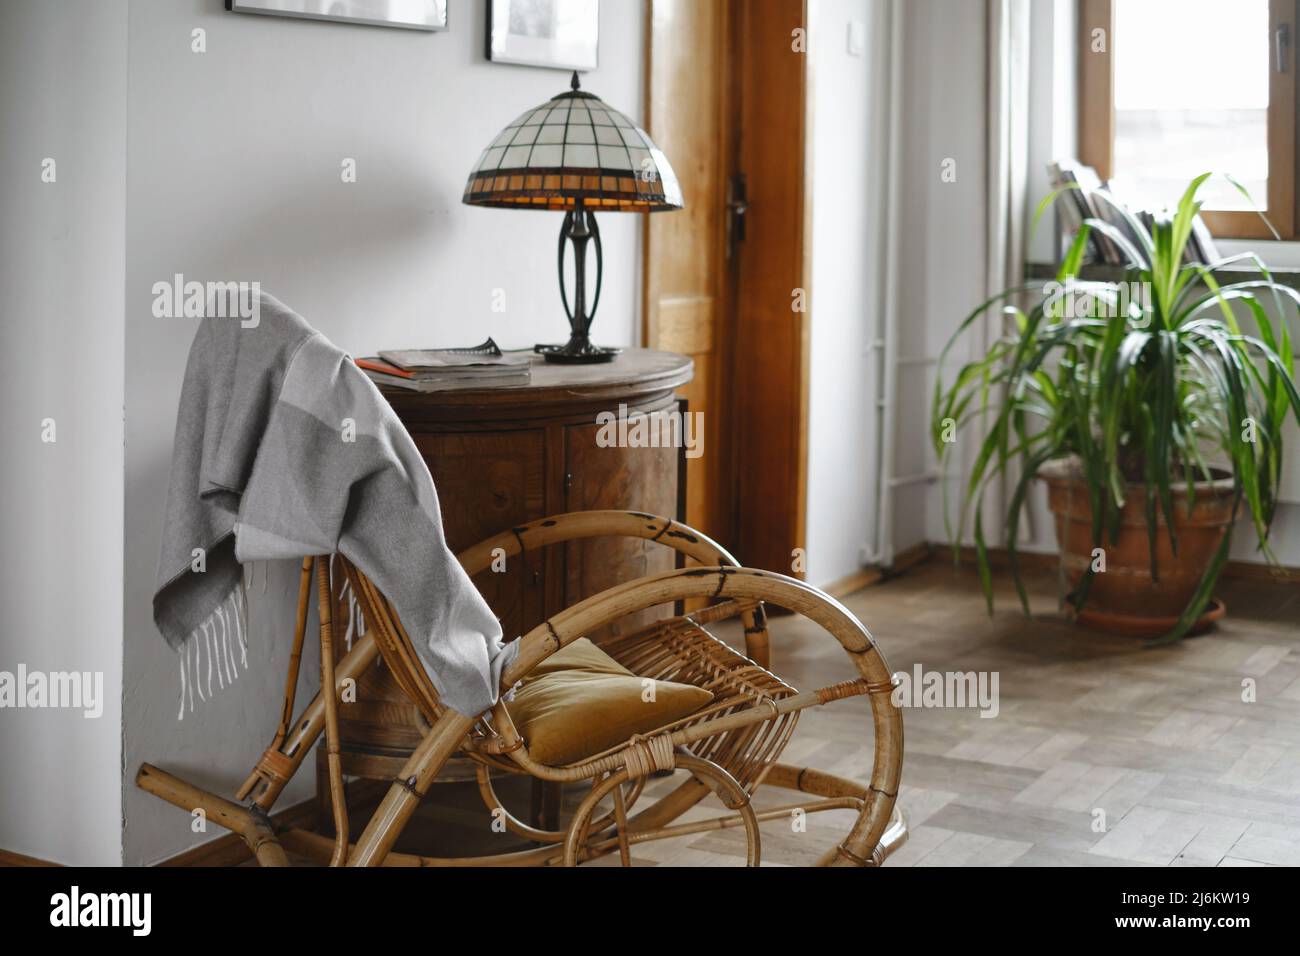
[137,510,906,867]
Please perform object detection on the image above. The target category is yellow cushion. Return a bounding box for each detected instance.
[506,638,713,766]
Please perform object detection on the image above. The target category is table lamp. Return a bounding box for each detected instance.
[463,72,683,363]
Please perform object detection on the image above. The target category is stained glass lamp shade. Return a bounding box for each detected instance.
[464,72,683,363]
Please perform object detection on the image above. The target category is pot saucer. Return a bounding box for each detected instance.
[1075,597,1226,638]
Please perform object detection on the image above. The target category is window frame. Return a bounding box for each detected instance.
[1078,0,1298,241]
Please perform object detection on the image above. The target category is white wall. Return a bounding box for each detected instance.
[894,0,989,555]
[804,0,996,584]
[121,0,645,865]
[804,0,887,587]
[0,0,127,866]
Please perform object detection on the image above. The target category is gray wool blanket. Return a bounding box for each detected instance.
[153,292,517,717]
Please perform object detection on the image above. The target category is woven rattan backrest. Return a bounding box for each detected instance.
[335,511,762,725]
[338,557,445,722]
[598,608,797,790]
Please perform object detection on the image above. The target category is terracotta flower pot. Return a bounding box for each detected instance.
[1039,457,1236,634]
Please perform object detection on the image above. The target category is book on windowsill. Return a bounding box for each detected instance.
[1049,160,1222,268]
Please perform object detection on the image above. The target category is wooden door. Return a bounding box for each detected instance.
[643,0,809,575]
[729,0,810,575]
[642,0,734,546]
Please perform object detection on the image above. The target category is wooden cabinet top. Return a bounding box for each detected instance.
[378,347,694,424]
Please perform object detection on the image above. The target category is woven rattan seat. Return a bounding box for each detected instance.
[504,636,714,765]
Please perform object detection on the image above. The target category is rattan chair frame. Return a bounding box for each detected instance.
[136,510,906,868]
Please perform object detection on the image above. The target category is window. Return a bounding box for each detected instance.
[1079,0,1297,239]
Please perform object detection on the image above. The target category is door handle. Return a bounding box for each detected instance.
[1276,23,1290,73]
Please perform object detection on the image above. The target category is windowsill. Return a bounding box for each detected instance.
[1215,238,1300,270]
[1025,255,1300,292]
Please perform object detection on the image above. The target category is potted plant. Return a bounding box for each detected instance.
[932,174,1300,641]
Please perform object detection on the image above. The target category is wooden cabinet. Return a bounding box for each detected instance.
[330,349,694,769]
[409,428,549,645]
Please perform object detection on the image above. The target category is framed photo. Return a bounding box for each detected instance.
[226,0,448,32]
[487,0,599,72]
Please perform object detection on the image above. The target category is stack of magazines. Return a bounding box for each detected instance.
[1048,160,1220,267]
[356,338,531,392]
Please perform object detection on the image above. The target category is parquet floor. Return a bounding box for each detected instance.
[357,560,1300,867]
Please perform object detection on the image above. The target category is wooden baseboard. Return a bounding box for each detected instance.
[158,792,321,867]
[941,544,1300,582]
[158,776,392,867]
[816,542,934,598]
[0,848,61,867]
[944,545,1057,574]
[887,541,934,575]
[818,567,883,598]
[3,777,388,868]
[799,537,1297,597]
[1221,558,1300,583]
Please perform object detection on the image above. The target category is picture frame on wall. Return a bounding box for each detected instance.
[226,0,448,32]
[487,0,599,72]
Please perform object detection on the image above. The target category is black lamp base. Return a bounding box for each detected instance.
[534,334,621,364]
[545,198,620,363]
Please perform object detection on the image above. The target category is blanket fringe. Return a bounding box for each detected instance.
[329,554,366,652]
[172,560,367,721]
[176,577,251,721]
[333,559,366,652]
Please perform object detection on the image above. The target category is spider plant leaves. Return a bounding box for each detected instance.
[1154,330,1179,550]
[1059,226,1092,283]
[1066,559,1098,615]
[1148,491,1241,647]
[1032,182,1081,230]
[973,508,994,615]
[1169,174,1212,269]
[1080,216,1146,270]
[931,284,1045,454]
[1177,281,1300,331]
[1099,328,1148,506]
[1088,188,1155,262]
[1006,447,1059,616]
[1222,172,1281,241]
[932,175,1300,642]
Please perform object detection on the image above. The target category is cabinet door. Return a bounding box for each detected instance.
[411,429,548,641]
[563,413,680,640]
